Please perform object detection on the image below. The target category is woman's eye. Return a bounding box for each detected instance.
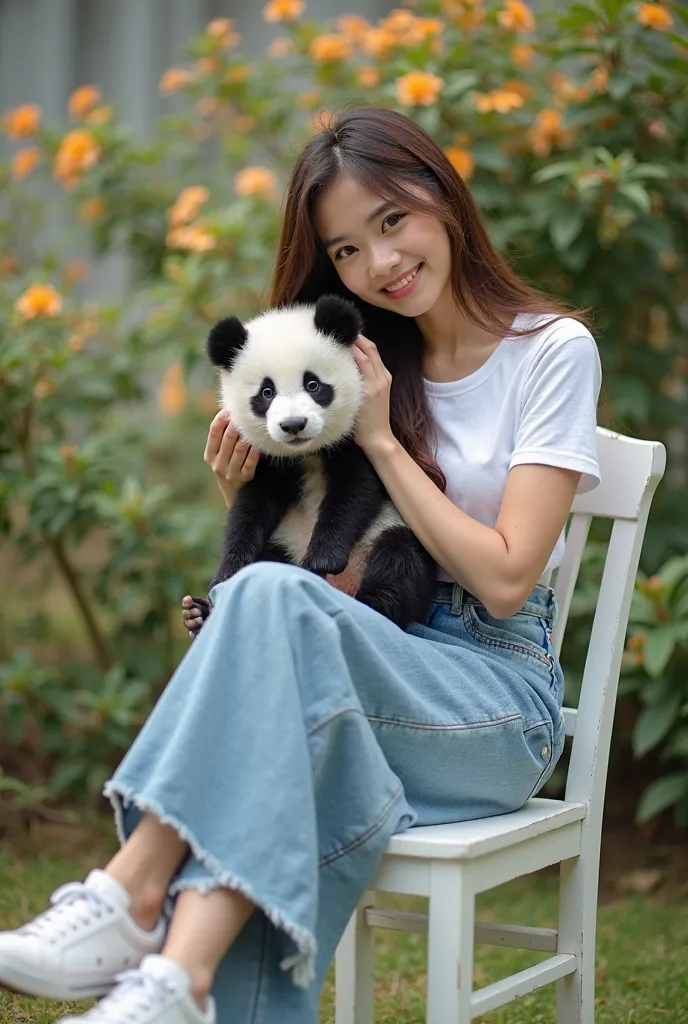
[334,245,357,260]
[306,379,319,392]
[383,212,406,231]
[261,387,273,400]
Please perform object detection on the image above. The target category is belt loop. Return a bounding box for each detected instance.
[451,584,464,616]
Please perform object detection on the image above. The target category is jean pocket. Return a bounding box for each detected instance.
[462,604,554,669]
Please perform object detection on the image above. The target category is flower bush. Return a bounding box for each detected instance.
[1,0,687,823]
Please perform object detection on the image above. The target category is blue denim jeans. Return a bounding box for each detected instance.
[104,561,565,1024]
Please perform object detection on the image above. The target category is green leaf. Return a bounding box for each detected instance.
[633,690,682,757]
[618,183,650,214]
[532,162,577,184]
[550,209,585,251]
[643,627,678,678]
[636,772,688,824]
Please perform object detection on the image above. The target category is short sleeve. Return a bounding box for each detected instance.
[509,328,602,494]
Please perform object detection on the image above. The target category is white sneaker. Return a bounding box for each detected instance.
[58,955,217,1024]
[0,869,166,999]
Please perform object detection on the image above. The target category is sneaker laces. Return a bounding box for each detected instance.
[19,881,113,941]
[77,968,177,1023]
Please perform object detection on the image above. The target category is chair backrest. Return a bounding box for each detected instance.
[552,427,665,809]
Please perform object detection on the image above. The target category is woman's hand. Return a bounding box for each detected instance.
[204,409,260,509]
[352,335,396,456]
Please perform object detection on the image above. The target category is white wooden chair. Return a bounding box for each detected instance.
[335,427,666,1024]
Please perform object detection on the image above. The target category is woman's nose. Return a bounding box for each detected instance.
[369,249,400,280]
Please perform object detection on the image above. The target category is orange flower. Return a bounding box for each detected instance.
[53,130,101,189]
[416,17,445,38]
[159,67,194,96]
[357,66,381,88]
[34,378,56,399]
[167,186,210,227]
[498,0,535,31]
[361,27,398,57]
[62,259,90,286]
[158,363,188,416]
[196,57,221,76]
[78,197,106,223]
[310,110,335,133]
[234,166,277,200]
[529,108,572,156]
[224,64,249,84]
[474,89,524,113]
[68,333,87,352]
[165,225,216,253]
[10,146,41,180]
[396,71,444,106]
[0,254,18,275]
[502,78,531,98]
[637,2,673,28]
[233,114,256,133]
[263,0,304,22]
[85,105,114,127]
[309,34,353,63]
[68,85,101,120]
[588,65,609,93]
[206,17,241,48]
[337,14,371,41]
[296,90,323,109]
[15,283,63,319]
[445,147,475,179]
[511,43,535,67]
[2,103,41,139]
[267,38,292,57]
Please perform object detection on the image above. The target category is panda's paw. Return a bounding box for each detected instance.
[300,551,349,578]
[182,595,211,638]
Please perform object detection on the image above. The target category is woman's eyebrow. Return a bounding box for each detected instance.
[322,201,394,249]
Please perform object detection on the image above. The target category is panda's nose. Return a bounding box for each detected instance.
[280,416,308,435]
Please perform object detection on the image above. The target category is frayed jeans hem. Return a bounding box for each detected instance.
[102,780,318,989]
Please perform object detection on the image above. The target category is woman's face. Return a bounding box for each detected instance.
[313,173,452,317]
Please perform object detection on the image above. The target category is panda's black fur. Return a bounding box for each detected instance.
[202,294,436,629]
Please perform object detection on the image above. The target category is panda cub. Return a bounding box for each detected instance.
[200,294,436,629]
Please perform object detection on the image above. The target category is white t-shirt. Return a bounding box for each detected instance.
[424,313,602,582]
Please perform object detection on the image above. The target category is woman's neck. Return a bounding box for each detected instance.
[416,289,510,384]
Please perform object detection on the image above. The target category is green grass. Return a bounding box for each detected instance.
[1,839,687,1024]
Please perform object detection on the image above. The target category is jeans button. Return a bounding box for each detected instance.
[540,745,550,759]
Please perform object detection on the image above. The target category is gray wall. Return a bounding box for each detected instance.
[0,0,391,136]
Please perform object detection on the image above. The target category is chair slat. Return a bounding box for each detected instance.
[552,513,592,657]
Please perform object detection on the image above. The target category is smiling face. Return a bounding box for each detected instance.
[313,173,453,318]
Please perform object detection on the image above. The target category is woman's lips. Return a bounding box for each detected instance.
[381,263,423,300]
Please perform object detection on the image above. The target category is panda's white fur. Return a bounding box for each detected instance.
[219,305,364,458]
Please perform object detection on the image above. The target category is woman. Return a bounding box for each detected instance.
[0,107,601,1024]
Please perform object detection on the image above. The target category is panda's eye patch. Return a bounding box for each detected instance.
[250,377,276,418]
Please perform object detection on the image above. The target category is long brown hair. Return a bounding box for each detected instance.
[269,106,586,491]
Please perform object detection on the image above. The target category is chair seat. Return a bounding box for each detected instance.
[384,798,587,860]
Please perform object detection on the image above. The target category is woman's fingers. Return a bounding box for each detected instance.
[203,409,231,463]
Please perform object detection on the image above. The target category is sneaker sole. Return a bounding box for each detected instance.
[0,959,113,1001]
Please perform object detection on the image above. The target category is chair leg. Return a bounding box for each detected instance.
[426,863,475,1024]
[335,890,375,1024]
[556,856,597,1024]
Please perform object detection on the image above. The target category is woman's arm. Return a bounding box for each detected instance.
[352,337,580,619]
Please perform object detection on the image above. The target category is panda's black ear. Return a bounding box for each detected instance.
[313,295,363,347]
[206,317,248,369]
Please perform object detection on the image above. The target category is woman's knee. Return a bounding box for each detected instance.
[209,561,320,606]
